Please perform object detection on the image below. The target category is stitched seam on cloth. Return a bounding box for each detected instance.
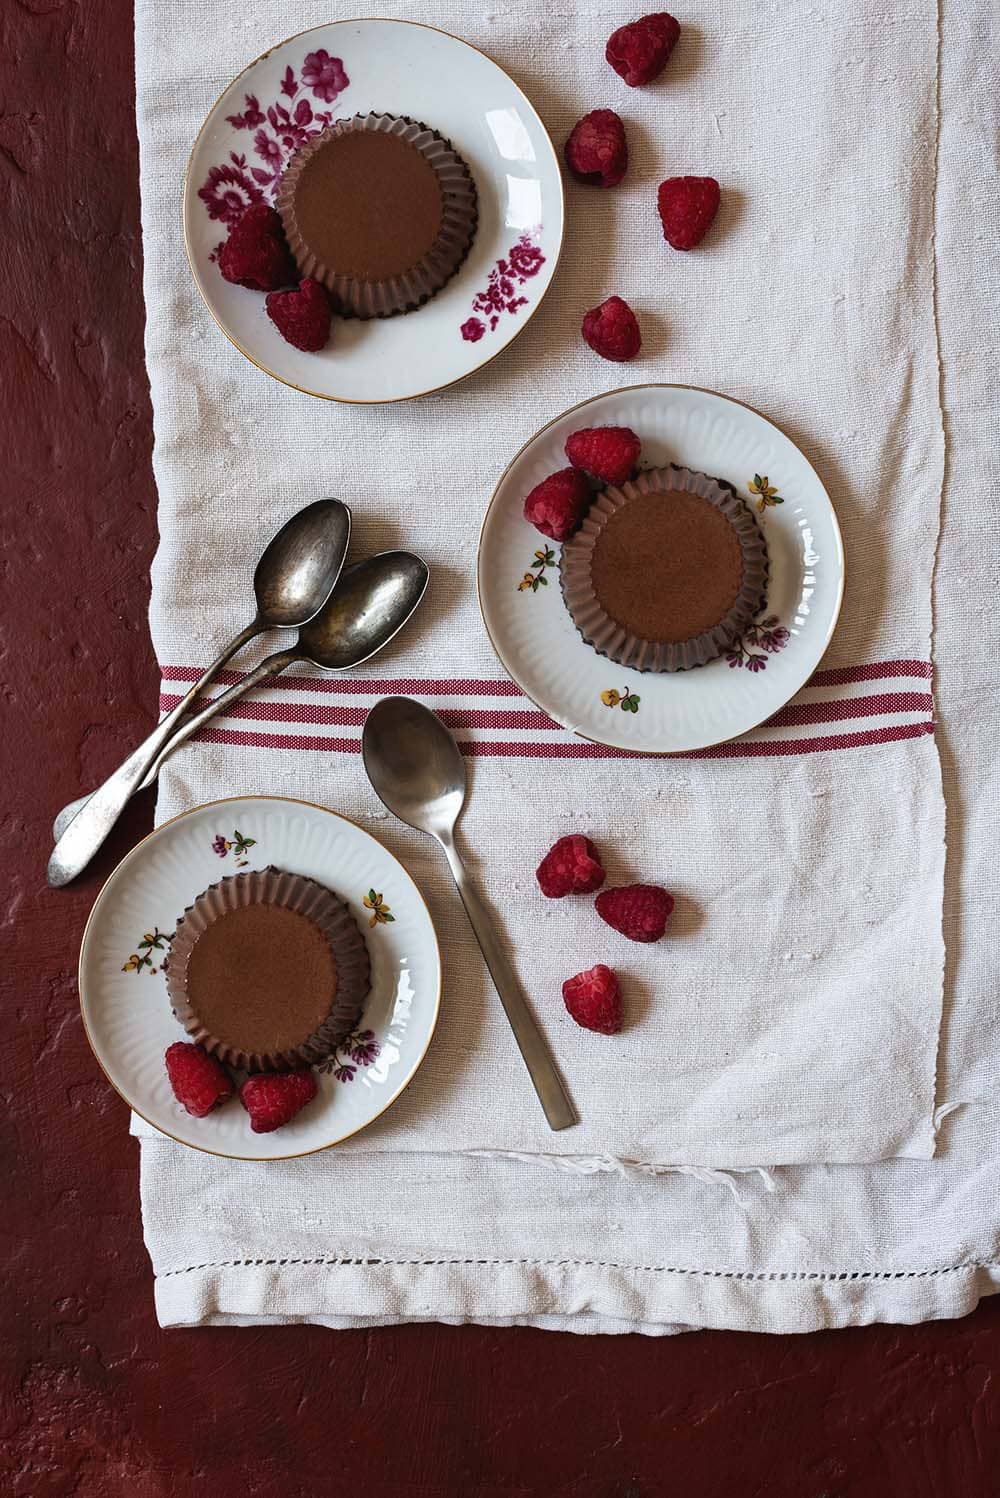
[156,1256,1000,1280]
[926,0,950,1143]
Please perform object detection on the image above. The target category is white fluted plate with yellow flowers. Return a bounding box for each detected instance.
[478,385,845,755]
[79,797,441,1160]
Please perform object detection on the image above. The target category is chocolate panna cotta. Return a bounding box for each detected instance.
[560,466,769,673]
[277,112,478,319]
[164,867,371,1073]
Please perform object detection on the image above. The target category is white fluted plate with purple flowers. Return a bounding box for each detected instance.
[79,797,441,1160]
[183,19,563,402]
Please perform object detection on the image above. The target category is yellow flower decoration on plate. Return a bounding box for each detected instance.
[748,473,783,512]
[363,889,395,927]
[600,686,640,714]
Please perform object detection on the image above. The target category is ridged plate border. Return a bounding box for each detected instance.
[477,385,845,754]
[78,797,441,1160]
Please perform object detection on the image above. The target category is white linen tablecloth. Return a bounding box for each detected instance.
[134,0,1000,1330]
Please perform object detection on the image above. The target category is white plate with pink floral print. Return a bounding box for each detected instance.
[478,385,845,755]
[79,797,441,1160]
[184,19,563,403]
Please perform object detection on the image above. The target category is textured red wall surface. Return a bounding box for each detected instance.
[2,3,998,1495]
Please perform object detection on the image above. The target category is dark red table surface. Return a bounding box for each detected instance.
[3,4,998,1494]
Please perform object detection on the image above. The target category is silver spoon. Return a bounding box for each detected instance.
[362,696,577,1133]
[54,550,429,849]
[122,551,430,772]
[47,499,352,887]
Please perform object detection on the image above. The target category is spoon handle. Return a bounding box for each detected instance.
[135,647,301,779]
[46,621,265,887]
[439,837,578,1132]
[51,646,301,841]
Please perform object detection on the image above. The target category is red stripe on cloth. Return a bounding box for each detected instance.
[765,691,933,729]
[159,695,562,731]
[160,666,525,696]
[160,658,932,696]
[189,719,934,759]
[808,659,933,686]
[463,721,937,758]
[160,690,933,733]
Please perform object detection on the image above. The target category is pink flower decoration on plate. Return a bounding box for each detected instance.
[197,162,264,225]
[199,53,349,220]
[302,49,349,103]
[508,238,544,278]
[225,93,265,130]
[460,233,544,338]
[253,128,283,172]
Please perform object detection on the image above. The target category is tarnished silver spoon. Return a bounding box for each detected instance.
[47,499,352,886]
[121,550,430,773]
[51,550,430,858]
[362,696,578,1132]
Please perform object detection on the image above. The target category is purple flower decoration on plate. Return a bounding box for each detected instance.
[212,834,230,857]
[725,614,791,672]
[316,1028,381,1082]
[758,623,791,653]
[302,49,349,104]
[348,1030,380,1066]
[461,317,486,343]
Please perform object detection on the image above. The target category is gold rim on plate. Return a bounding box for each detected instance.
[476,383,846,757]
[181,17,566,405]
[77,795,443,1161]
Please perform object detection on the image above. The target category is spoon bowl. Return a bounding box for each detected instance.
[252,498,353,628]
[299,552,430,670]
[363,696,466,839]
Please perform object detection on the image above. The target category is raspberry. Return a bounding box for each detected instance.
[563,965,623,1034]
[219,202,296,291]
[564,109,628,188]
[164,1042,234,1118]
[606,13,680,87]
[595,884,674,942]
[523,468,592,542]
[657,176,721,250]
[565,426,642,485]
[581,296,641,362]
[239,1069,318,1134]
[265,278,333,352]
[536,835,606,898]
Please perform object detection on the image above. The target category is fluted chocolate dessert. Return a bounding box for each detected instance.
[164,867,370,1072]
[560,466,769,672]
[277,113,478,318]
